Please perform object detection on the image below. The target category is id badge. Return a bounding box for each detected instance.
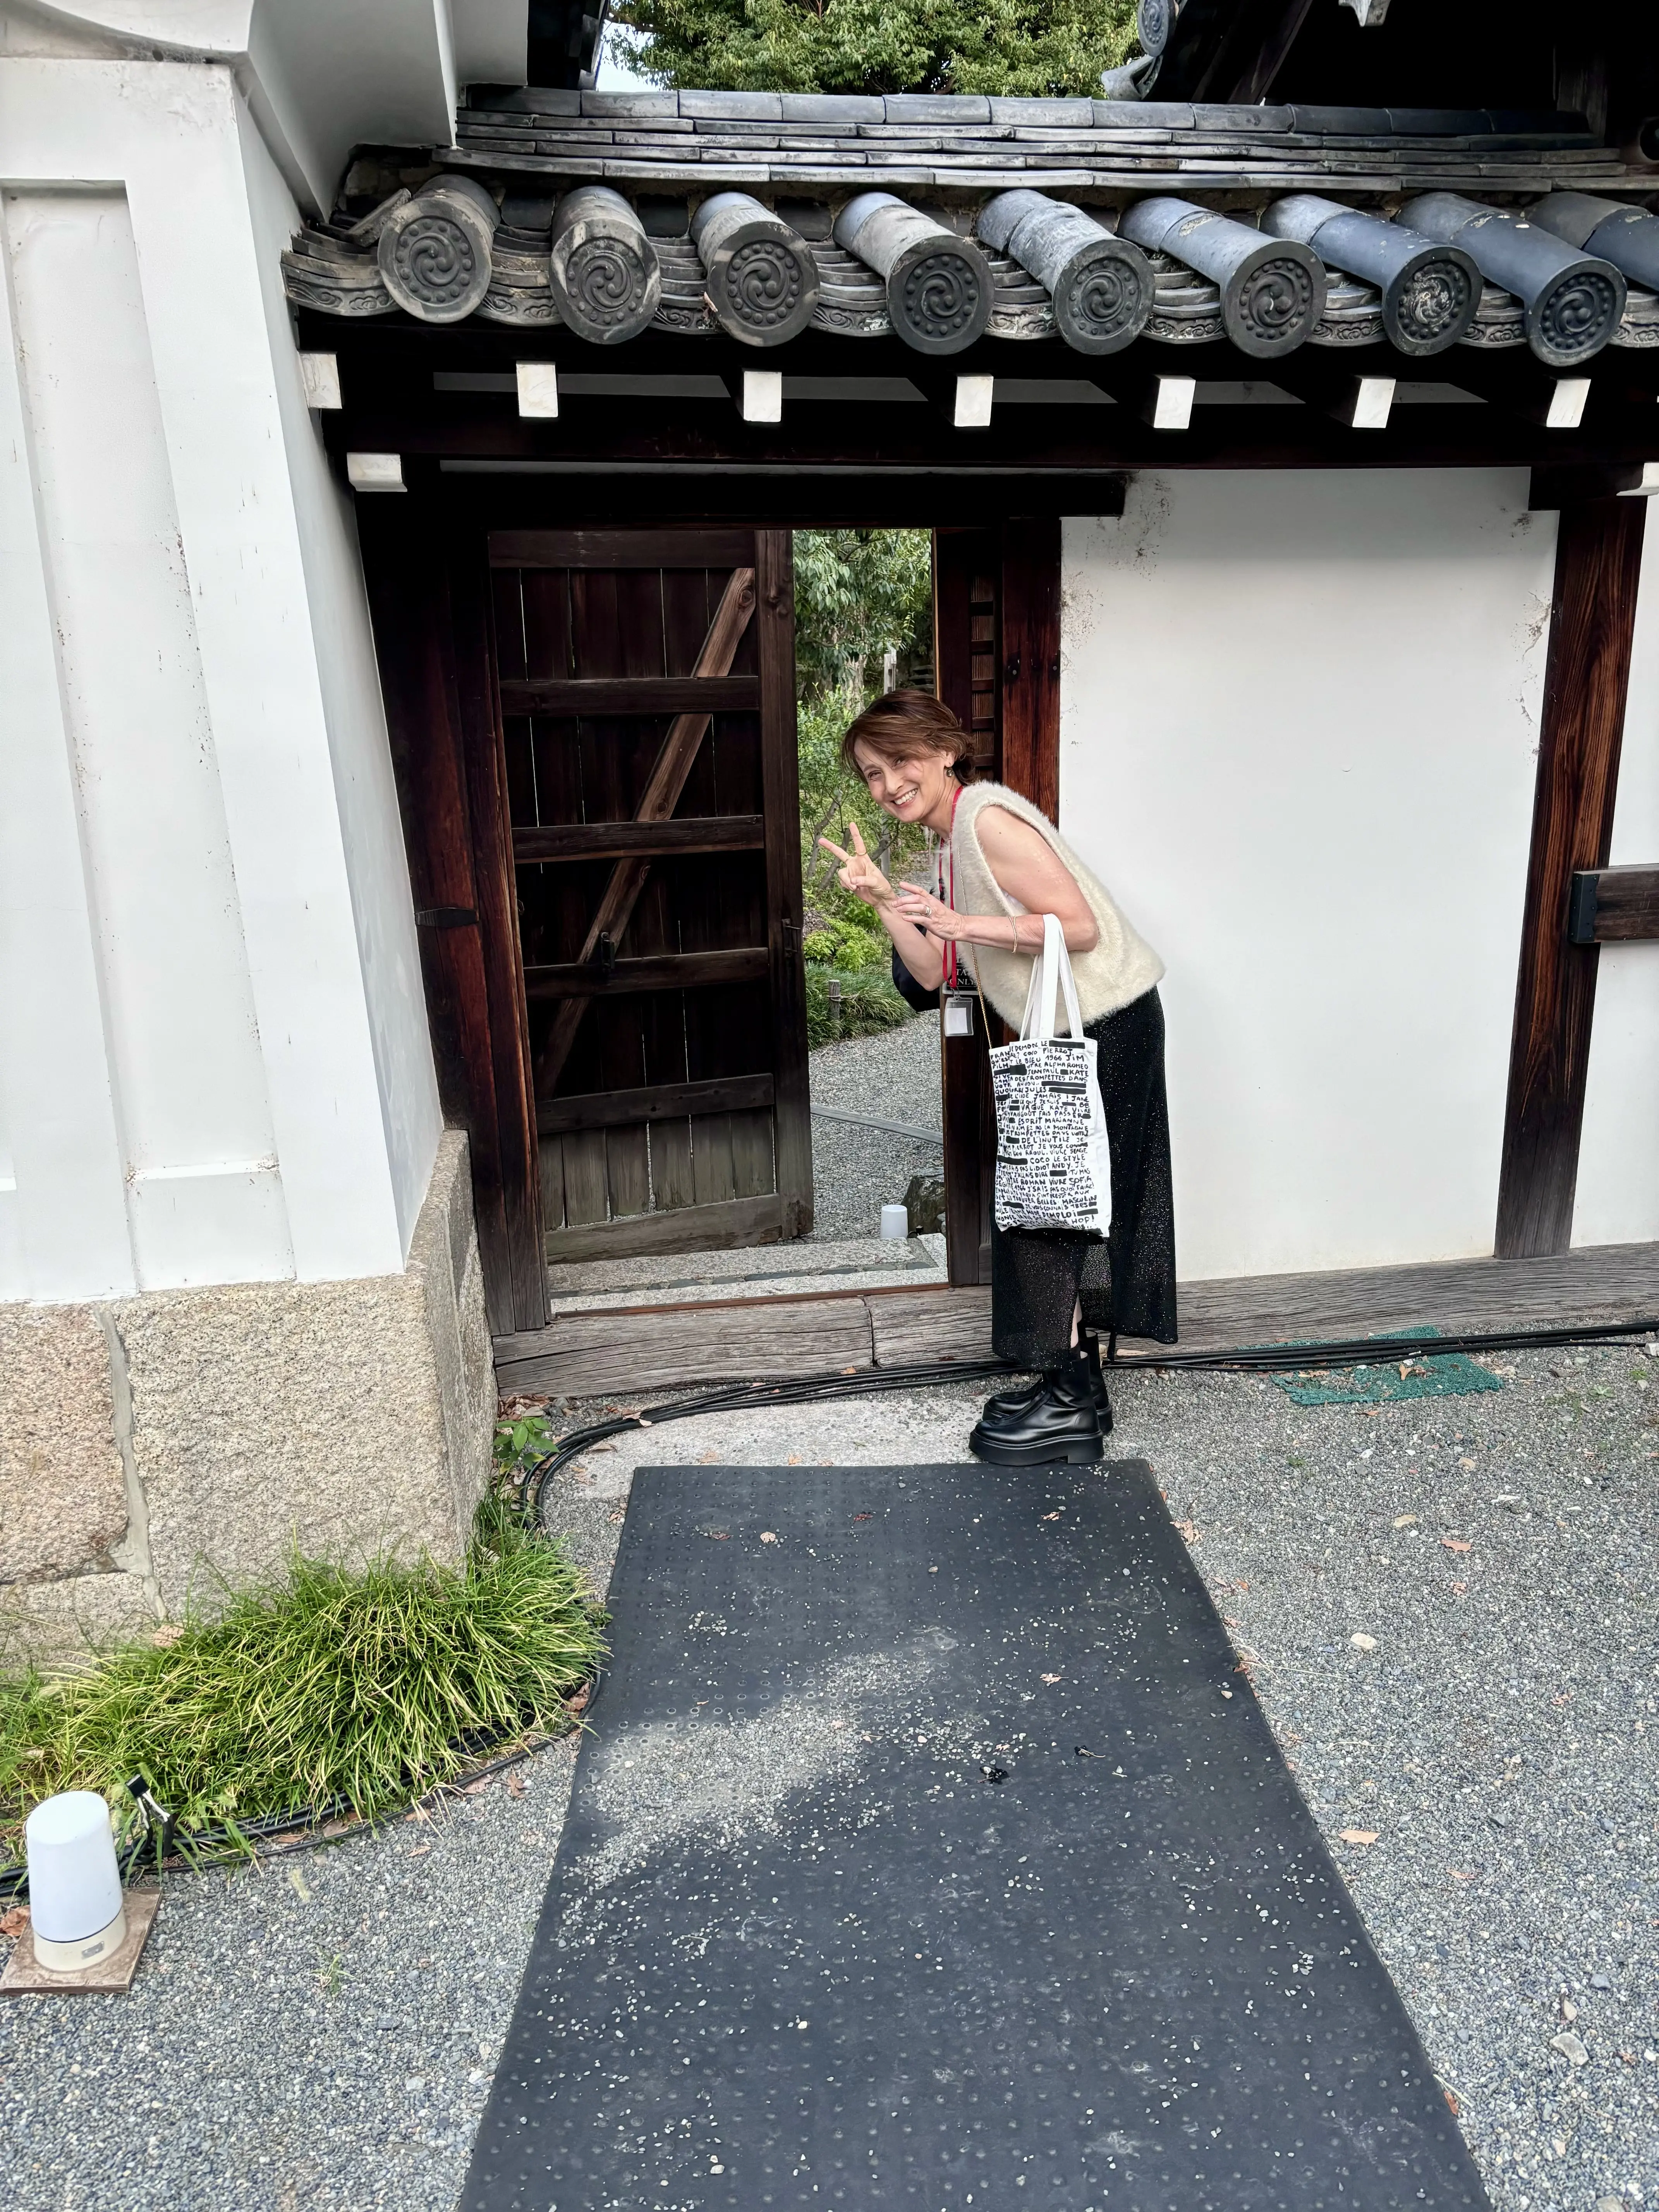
[942,991,975,1039]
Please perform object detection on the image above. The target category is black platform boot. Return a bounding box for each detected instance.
[1081,1331,1114,1436]
[982,1335,1112,1432]
[970,1350,1103,1466]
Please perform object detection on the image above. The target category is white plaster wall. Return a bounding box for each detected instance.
[1571,509,1659,1249]
[0,3,523,211]
[1061,471,1555,1283]
[4,187,292,1288]
[0,55,441,1295]
[236,102,443,1257]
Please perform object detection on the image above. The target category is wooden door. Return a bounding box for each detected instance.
[490,526,812,1267]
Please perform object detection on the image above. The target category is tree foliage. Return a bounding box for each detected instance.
[792,529,936,961]
[794,527,932,703]
[609,0,1138,99]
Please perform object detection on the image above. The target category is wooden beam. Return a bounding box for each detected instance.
[538,1072,775,1135]
[1496,496,1648,1259]
[495,1292,874,1395]
[450,537,549,1332]
[524,946,769,997]
[544,1190,785,1266]
[942,998,996,1287]
[513,815,764,862]
[532,564,757,1090]
[1567,864,1659,944]
[496,1238,1659,1394]
[499,675,760,715]
[1000,516,1062,821]
[489,527,758,568]
[328,390,1659,480]
[756,527,815,1240]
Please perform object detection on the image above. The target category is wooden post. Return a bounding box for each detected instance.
[1000,516,1062,817]
[756,528,815,1238]
[1495,495,1647,1258]
[362,514,548,1335]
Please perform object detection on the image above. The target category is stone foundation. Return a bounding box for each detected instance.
[0,1132,494,1665]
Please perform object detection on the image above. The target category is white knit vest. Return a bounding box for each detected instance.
[946,782,1164,1028]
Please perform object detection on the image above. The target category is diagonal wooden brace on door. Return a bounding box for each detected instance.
[533,565,758,1093]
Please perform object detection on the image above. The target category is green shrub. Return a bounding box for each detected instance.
[801,914,889,972]
[805,963,913,1049]
[0,1501,603,1862]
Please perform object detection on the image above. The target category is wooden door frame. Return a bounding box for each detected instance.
[935,517,1066,1286]
[1495,491,1649,1257]
[361,508,546,1335]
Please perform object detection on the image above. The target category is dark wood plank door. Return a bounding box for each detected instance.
[491,526,811,1266]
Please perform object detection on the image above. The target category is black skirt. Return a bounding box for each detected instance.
[990,986,1178,1368]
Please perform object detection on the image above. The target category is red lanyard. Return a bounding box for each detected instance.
[939,786,962,990]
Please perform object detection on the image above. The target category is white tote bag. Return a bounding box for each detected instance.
[989,914,1113,1237]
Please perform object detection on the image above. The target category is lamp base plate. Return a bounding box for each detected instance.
[1,1889,158,1995]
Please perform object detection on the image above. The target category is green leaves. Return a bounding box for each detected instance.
[794,528,931,704]
[0,1507,604,1861]
[494,1408,558,1481]
[610,0,1139,99]
[804,964,911,1047]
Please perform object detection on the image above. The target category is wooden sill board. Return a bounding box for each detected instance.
[494,1242,1659,1398]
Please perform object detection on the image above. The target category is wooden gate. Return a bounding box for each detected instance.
[492,525,811,1269]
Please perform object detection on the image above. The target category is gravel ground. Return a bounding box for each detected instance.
[3,1339,1654,2211]
[807,1011,941,1240]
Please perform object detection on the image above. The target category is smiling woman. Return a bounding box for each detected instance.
[820,688,1178,1463]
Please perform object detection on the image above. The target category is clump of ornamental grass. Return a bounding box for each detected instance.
[0,1501,603,1864]
[805,963,912,1049]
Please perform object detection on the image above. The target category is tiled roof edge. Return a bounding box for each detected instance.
[463,89,1599,142]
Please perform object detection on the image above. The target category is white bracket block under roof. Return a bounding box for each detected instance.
[742,370,783,423]
[954,374,994,428]
[1546,378,1592,429]
[297,352,342,410]
[1149,375,1195,431]
[516,361,560,418]
[346,451,406,491]
[1347,376,1396,430]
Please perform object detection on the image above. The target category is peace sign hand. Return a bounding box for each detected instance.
[816,821,894,910]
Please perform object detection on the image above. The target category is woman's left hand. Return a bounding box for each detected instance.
[890,887,970,941]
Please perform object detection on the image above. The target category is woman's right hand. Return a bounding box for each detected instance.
[817,822,893,910]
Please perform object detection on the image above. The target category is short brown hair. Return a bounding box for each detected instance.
[840,689,970,778]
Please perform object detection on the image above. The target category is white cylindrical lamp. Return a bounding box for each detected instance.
[25,1791,127,1971]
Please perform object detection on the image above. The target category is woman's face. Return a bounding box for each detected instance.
[852,741,953,824]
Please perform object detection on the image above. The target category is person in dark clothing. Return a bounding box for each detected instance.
[819,691,1176,1463]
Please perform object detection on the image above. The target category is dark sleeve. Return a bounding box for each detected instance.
[891,944,941,1014]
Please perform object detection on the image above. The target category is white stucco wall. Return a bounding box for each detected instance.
[237,101,444,1258]
[1572,510,1659,1250]
[0,54,441,1299]
[0,2,524,211]
[1061,471,1556,1283]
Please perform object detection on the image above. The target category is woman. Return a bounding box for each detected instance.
[819,689,1176,1465]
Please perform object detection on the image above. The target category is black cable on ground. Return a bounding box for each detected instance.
[522,1317,1659,1531]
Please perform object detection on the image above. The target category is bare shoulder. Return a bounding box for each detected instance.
[974,804,1051,860]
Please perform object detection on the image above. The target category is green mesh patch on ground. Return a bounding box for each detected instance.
[1269,1327,1505,1407]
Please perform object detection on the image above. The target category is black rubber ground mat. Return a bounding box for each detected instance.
[462,1462,1489,2212]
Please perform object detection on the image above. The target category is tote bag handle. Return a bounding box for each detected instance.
[1018,913,1086,1043]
